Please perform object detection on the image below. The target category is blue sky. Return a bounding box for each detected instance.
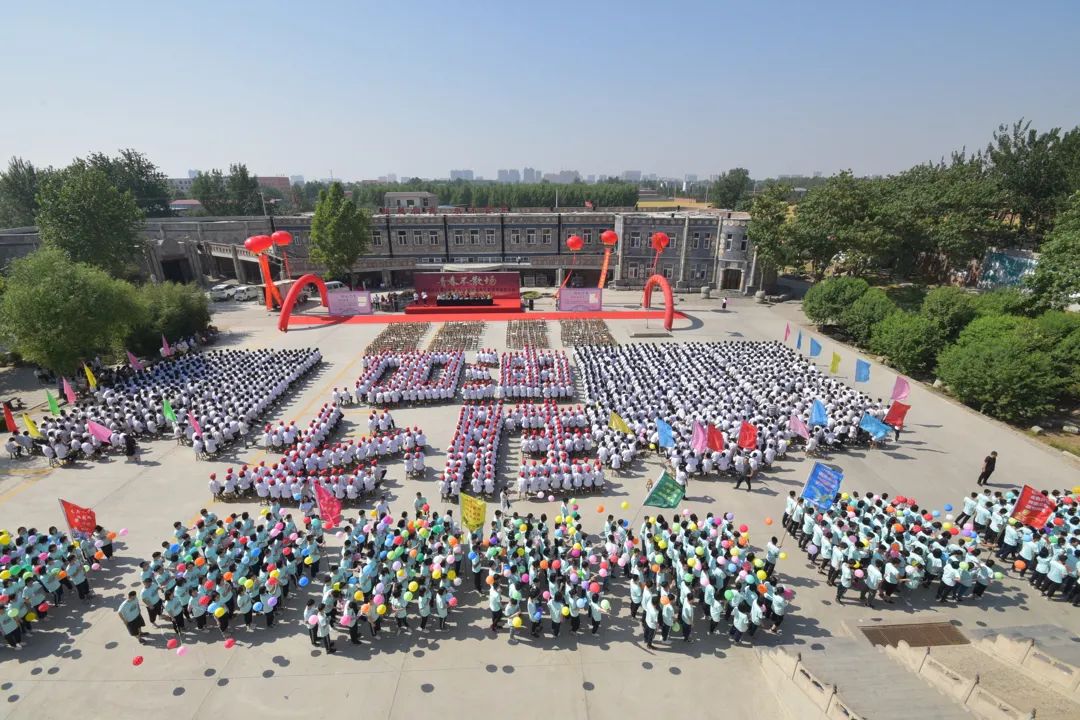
[3,1,1079,181]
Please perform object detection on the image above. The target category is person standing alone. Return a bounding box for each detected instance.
[977,451,997,486]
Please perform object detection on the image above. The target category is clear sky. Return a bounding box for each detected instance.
[3,0,1079,181]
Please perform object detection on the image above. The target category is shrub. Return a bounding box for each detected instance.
[920,287,976,340]
[803,277,869,326]
[840,288,897,346]
[869,311,944,376]
[128,282,211,356]
[1050,328,1080,399]
[971,287,1029,318]
[1034,310,1080,344]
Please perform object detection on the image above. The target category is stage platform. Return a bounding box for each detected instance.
[403,298,522,315]
[291,309,688,326]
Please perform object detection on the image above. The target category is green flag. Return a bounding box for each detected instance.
[46,390,60,415]
[643,470,685,509]
[162,397,177,423]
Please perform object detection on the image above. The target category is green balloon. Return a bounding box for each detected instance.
[724,589,734,600]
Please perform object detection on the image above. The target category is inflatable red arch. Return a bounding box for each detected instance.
[277,274,330,332]
[642,274,675,331]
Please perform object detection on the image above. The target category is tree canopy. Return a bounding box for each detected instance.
[0,157,52,227]
[1024,191,1080,311]
[75,149,173,217]
[191,163,263,215]
[309,181,372,281]
[708,168,753,210]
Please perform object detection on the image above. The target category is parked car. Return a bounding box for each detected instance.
[324,281,346,292]
[232,285,261,301]
[208,283,235,301]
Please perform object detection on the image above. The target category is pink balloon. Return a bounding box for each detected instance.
[176,646,188,656]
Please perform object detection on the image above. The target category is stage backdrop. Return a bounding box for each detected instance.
[327,290,373,316]
[414,272,520,299]
[558,288,603,311]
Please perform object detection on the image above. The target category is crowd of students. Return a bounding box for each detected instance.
[439,402,504,499]
[497,350,574,400]
[354,351,464,406]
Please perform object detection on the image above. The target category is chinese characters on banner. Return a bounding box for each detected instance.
[801,463,844,511]
[459,493,487,532]
[414,272,521,299]
[558,288,603,311]
[1011,485,1057,527]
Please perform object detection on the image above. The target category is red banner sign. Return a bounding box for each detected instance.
[60,499,97,534]
[414,272,520,299]
[1011,484,1057,527]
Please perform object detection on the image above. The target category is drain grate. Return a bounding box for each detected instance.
[861,622,969,648]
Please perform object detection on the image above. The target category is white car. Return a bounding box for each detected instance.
[208,284,235,301]
[232,285,261,301]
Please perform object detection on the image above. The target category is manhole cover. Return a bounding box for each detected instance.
[861,622,968,648]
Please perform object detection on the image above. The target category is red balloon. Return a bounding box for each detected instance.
[132,655,144,666]
[650,232,670,253]
[271,230,293,247]
[566,235,584,252]
[600,229,618,247]
[244,234,273,254]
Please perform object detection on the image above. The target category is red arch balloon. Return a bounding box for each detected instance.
[642,274,675,331]
[277,274,330,332]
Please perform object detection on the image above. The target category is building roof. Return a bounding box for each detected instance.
[384,191,438,198]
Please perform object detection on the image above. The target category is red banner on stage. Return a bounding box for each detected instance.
[1011,484,1057,527]
[414,272,520,299]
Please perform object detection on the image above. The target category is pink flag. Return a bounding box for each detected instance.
[789,414,810,440]
[690,420,708,453]
[161,334,172,357]
[891,376,911,402]
[313,482,342,530]
[187,410,202,437]
[126,350,144,372]
[62,377,77,404]
[87,420,113,443]
[784,323,791,342]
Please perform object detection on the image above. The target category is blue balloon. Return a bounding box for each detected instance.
[348,576,358,585]
[249,547,260,557]
[931,511,940,518]
[208,603,219,614]
[533,612,542,622]
[943,504,953,512]
[293,493,302,501]
[727,563,737,573]
[576,598,588,608]
[468,552,478,561]
[169,544,180,554]
[298,576,310,587]
[253,602,264,612]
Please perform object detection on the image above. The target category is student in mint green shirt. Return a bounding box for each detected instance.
[118,591,146,640]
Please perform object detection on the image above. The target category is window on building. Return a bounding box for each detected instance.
[725,234,733,251]
[629,231,641,248]
[662,265,673,279]
[542,229,552,244]
[372,232,383,246]
[454,230,464,246]
[628,263,640,279]
[412,231,422,245]
[526,229,536,245]
[740,236,748,251]
[469,229,479,245]
[583,229,592,244]
[511,229,521,244]
[486,228,496,245]
[406,199,415,207]
[396,230,407,246]
[703,233,711,250]
[429,230,439,245]
[692,232,700,250]
[693,264,707,280]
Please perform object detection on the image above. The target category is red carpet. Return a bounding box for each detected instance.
[287,309,688,325]
[403,298,522,315]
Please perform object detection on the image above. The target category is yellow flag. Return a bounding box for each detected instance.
[22,414,42,439]
[609,411,631,434]
[83,364,97,389]
[459,493,487,532]
[829,352,841,374]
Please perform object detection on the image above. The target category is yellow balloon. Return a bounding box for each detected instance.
[408,581,418,593]
[561,606,570,617]
[25,611,37,622]
[756,570,766,580]
[270,569,280,578]
[555,515,563,524]
[354,590,364,601]
[730,549,740,557]
[377,604,387,615]
[432,569,442,580]
[447,570,457,580]
[779,552,788,560]
[303,557,313,565]
[620,502,629,510]
[332,582,341,591]
[686,557,696,568]
[214,607,226,618]
[512,616,523,628]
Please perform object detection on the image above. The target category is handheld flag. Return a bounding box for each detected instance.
[126,350,144,372]
[690,421,708,453]
[609,411,631,435]
[809,338,822,357]
[809,399,827,427]
[459,493,487,531]
[789,414,811,440]
[83,364,97,390]
[883,402,910,428]
[655,418,675,449]
[891,376,910,401]
[86,420,113,443]
[47,390,61,415]
[737,421,758,450]
[22,414,42,439]
[59,499,97,534]
[1011,485,1057,527]
[161,334,172,357]
[643,470,685,509]
[313,481,342,529]
[707,424,725,451]
[858,413,892,440]
[829,352,841,374]
[162,397,177,423]
[187,411,202,437]
[796,330,803,349]
[784,323,791,342]
[3,403,17,433]
[801,463,844,511]
[62,377,77,404]
[855,359,871,383]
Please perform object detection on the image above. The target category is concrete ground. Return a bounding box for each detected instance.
[0,291,1077,720]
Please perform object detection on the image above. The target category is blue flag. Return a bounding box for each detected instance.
[809,399,827,427]
[809,338,822,357]
[796,330,803,349]
[656,418,675,448]
[801,462,844,511]
[855,359,871,383]
[859,412,892,440]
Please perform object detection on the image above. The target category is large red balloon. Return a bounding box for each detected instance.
[600,230,618,247]
[566,235,584,252]
[650,232,670,253]
[271,230,293,247]
[244,235,273,254]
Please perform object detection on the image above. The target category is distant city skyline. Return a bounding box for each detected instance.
[3,2,1078,182]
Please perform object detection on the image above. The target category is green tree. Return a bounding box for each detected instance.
[987,119,1069,240]
[190,163,262,215]
[788,171,883,279]
[128,282,211,356]
[748,183,793,282]
[1024,191,1080,311]
[971,287,1029,317]
[0,157,52,227]
[78,149,173,217]
[309,181,372,282]
[920,287,977,341]
[869,311,944,376]
[840,288,897,346]
[0,247,143,373]
[708,168,753,210]
[937,315,1062,422]
[802,277,869,326]
[36,165,145,275]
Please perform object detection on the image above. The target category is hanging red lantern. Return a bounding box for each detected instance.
[270,230,293,247]
[566,235,584,252]
[600,230,618,247]
[244,234,273,254]
[650,232,670,253]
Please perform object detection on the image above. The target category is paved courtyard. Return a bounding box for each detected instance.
[0,290,1077,719]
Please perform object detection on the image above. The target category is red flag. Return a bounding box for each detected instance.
[706,424,725,451]
[59,498,97,534]
[1011,485,1057,528]
[737,421,758,450]
[883,402,910,429]
[313,482,342,530]
[2,403,16,433]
